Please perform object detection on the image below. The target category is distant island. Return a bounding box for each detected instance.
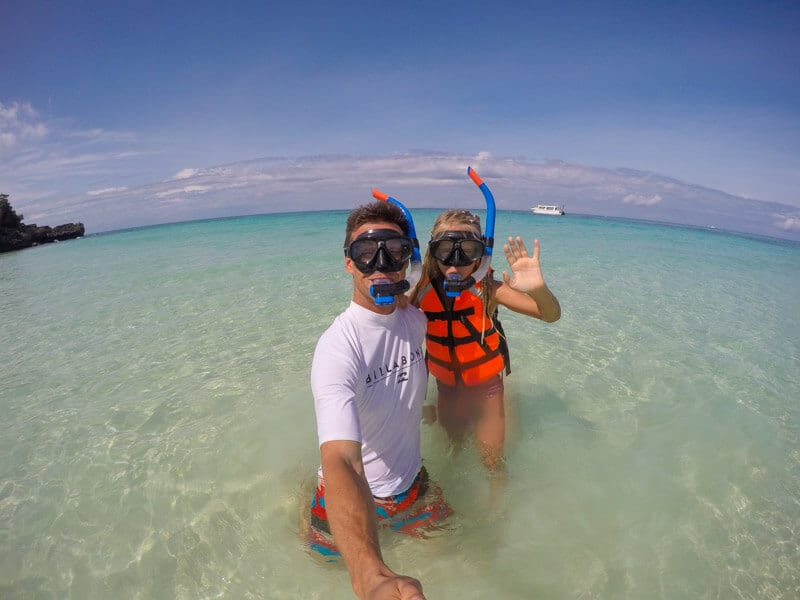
[0,194,85,254]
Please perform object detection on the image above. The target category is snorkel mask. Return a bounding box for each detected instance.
[438,167,496,297]
[429,230,486,267]
[342,191,422,306]
[346,229,414,275]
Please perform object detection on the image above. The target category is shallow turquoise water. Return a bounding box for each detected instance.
[1,210,799,599]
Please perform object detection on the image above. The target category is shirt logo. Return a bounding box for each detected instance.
[365,345,424,387]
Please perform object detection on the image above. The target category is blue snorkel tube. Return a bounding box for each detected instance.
[443,166,496,297]
[370,189,423,305]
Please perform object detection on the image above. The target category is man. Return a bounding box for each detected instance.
[309,201,450,600]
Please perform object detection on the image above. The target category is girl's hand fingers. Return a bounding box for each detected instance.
[506,236,530,259]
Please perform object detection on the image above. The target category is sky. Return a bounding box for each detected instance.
[2,0,799,239]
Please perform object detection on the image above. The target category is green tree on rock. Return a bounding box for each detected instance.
[0,193,25,228]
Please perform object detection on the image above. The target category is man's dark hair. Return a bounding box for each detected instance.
[344,201,410,246]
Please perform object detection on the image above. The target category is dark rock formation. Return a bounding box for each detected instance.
[0,194,85,254]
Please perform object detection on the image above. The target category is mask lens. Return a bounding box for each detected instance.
[346,229,413,274]
[459,240,485,261]
[429,235,485,266]
[349,239,380,268]
[430,240,456,263]
[384,237,413,262]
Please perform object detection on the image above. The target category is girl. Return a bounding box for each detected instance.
[411,209,561,472]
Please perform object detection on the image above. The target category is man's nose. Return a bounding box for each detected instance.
[374,247,392,271]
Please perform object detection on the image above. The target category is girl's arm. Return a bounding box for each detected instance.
[494,237,561,322]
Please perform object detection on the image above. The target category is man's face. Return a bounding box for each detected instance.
[345,221,409,311]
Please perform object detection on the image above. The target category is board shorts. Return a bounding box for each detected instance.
[308,465,452,560]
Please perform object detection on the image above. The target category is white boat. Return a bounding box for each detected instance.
[531,204,565,216]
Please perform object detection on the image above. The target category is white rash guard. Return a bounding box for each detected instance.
[311,301,428,498]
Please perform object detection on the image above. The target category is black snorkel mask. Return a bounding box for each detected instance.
[345,229,414,275]
[428,231,486,267]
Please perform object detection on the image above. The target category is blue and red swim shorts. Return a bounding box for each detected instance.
[308,465,452,559]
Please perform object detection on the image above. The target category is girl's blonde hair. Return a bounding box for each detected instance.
[411,209,497,314]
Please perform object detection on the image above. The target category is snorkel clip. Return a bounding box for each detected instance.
[370,278,411,305]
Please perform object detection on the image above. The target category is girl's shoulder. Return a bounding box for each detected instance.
[410,276,435,306]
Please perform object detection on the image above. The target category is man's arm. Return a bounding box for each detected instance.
[320,440,425,600]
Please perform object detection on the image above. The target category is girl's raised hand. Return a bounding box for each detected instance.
[501,237,545,293]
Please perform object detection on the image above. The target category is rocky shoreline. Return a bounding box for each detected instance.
[0,194,85,254]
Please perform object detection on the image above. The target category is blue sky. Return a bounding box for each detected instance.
[2,0,799,238]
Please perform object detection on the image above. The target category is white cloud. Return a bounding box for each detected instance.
[0,100,155,209]
[7,150,800,241]
[66,128,137,143]
[775,216,800,231]
[622,193,663,206]
[156,185,211,198]
[174,168,199,180]
[87,187,129,196]
[0,101,48,150]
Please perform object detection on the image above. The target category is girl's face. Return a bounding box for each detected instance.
[437,260,477,279]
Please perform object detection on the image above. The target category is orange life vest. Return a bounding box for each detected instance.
[418,278,510,387]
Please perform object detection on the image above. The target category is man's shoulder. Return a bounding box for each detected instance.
[316,304,368,348]
[321,301,424,335]
[318,308,355,340]
[398,303,427,329]
[402,303,426,319]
